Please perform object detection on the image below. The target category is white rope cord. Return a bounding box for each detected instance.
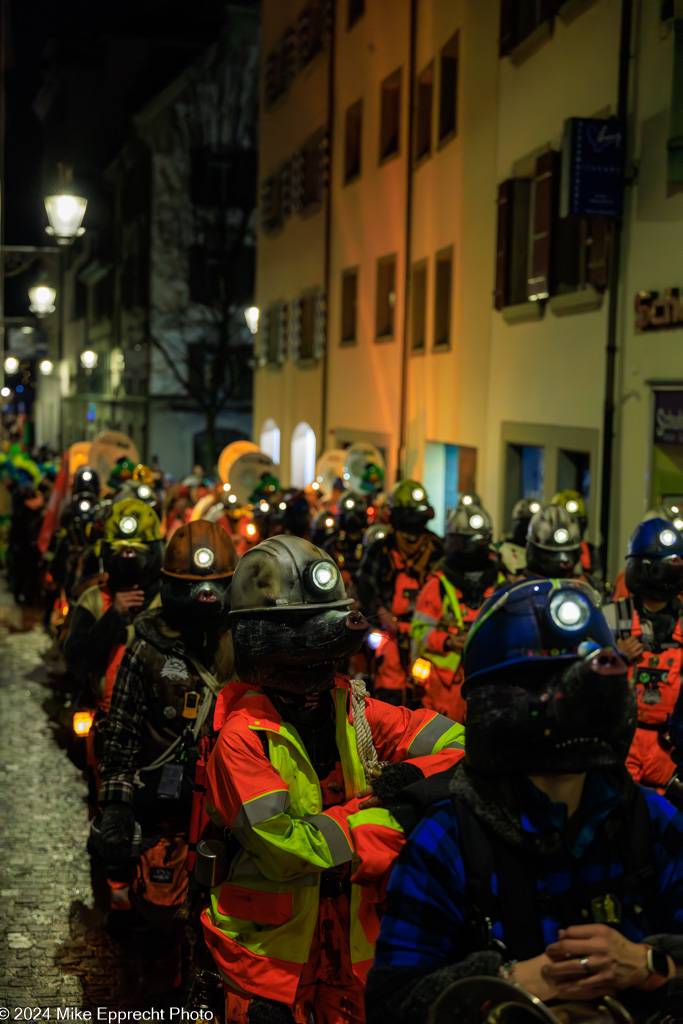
[350,676,380,774]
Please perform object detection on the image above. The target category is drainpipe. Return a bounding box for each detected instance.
[396,0,418,481]
[320,8,336,447]
[599,0,633,579]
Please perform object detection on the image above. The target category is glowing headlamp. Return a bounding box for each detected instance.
[671,505,679,514]
[674,519,683,531]
[310,561,338,591]
[659,528,677,548]
[344,498,355,509]
[462,495,473,506]
[228,494,237,504]
[367,631,383,650]
[78,500,91,513]
[138,485,152,500]
[278,502,287,510]
[554,527,570,544]
[412,488,425,502]
[566,500,579,514]
[194,547,214,569]
[259,500,270,513]
[375,530,386,540]
[325,517,335,528]
[311,481,320,490]
[469,514,485,530]
[82,470,92,482]
[119,515,137,536]
[529,502,541,513]
[549,590,591,632]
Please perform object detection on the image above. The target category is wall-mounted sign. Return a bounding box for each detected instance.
[560,117,624,218]
[654,390,683,445]
[635,289,682,331]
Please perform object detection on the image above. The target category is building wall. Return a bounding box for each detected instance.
[253,0,329,485]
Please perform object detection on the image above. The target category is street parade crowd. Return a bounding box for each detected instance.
[1,433,681,1024]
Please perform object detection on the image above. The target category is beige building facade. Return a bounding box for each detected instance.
[253,0,683,575]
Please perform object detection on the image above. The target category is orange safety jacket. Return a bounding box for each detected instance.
[200,674,464,1004]
[605,599,682,790]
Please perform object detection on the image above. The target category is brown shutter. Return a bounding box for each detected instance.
[527,150,559,301]
[499,0,517,56]
[494,180,512,310]
[586,217,610,291]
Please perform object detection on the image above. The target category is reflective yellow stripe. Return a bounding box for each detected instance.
[302,813,353,865]
[347,806,403,832]
[233,789,291,830]
[407,714,465,756]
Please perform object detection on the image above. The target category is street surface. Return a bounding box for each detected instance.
[0,593,183,1015]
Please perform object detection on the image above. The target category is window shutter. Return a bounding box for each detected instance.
[499,0,517,56]
[586,217,610,291]
[527,150,559,302]
[284,28,297,85]
[291,149,304,213]
[494,180,512,309]
[258,310,269,366]
[290,299,302,361]
[313,290,326,360]
[319,131,331,192]
[277,303,288,364]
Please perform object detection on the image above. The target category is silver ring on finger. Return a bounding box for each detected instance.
[580,957,592,975]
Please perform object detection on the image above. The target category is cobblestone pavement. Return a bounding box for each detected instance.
[0,599,195,1016]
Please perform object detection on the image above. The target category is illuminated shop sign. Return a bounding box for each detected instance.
[654,391,683,445]
[636,289,682,331]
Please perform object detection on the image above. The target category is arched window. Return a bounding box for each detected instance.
[259,418,281,465]
[290,421,316,488]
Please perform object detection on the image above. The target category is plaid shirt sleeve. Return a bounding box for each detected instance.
[373,801,469,969]
[98,639,153,805]
[357,539,393,615]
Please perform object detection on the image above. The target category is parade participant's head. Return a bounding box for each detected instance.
[230,536,367,694]
[363,522,388,548]
[277,488,312,538]
[462,578,635,777]
[66,491,102,546]
[161,520,238,633]
[310,509,338,548]
[100,498,164,591]
[455,491,482,512]
[509,497,541,547]
[444,503,494,572]
[113,477,159,514]
[624,518,683,603]
[336,491,367,538]
[526,505,582,578]
[389,480,434,535]
[73,465,100,496]
[106,456,136,493]
[643,499,683,532]
[551,489,587,535]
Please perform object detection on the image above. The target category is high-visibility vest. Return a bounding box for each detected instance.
[201,679,463,1003]
[412,571,505,674]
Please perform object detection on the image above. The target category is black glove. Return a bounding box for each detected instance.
[369,762,424,802]
[91,802,135,865]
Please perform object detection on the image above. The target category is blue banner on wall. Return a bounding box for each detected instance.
[654,391,683,446]
[561,118,624,218]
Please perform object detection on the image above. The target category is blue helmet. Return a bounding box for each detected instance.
[462,578,634,777]
[625,518,683,600]
[463,578,615,689]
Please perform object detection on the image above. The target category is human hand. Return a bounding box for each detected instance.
[543,924,650,997]
[357,785,381,809]
[513,953,566,1003]
[444,632,468,652]
[617,636,644,662]
[377,607,399,634]
[113,587,145,615]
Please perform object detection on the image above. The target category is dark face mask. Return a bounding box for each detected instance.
[445,534,492,573]
[526,543,579,579]
[464,648,635,777]
[390,508,432,534]
[233,609,367,693]
[103,540,163,591]
[625,554,683,602]
[511,517,531,547]
[161,577,232,634]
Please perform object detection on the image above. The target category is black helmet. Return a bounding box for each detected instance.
[444,503,493,572]
[230,536,351,616]
[624,518,683,601]
[310,509,338,547]
[389,479,434,534]
[336,491,367,534]
[526,506,581,578]
[73,465,100,495]
[510,497,541,547]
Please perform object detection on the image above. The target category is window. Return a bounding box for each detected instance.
[263,302,287,364]
[260,418,281,464]
[344,100,362,183]
[341,269,358,344]
[415,63,433,162]
[290,421,317,488]
[191,147,257,210]
[298,0,325,69]
[261,165,288,233]
[189,247,222,305]
[527,150,559,301]
[434,247,453,349]
[411,260,427,352]
[379,69,401,162]
[300,293,316,359]
[375,255,397,340]
[439,33,459,143]
[72,279,87,321]
[265,44,287,107]
[347,0,364,28]
[296,129,326,210]
[499,0,555,57]
[291,290,326,361]
[494,178,532,308]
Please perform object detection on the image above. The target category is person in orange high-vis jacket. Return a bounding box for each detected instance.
[200,537,464,1024]
[410,504,505,723]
